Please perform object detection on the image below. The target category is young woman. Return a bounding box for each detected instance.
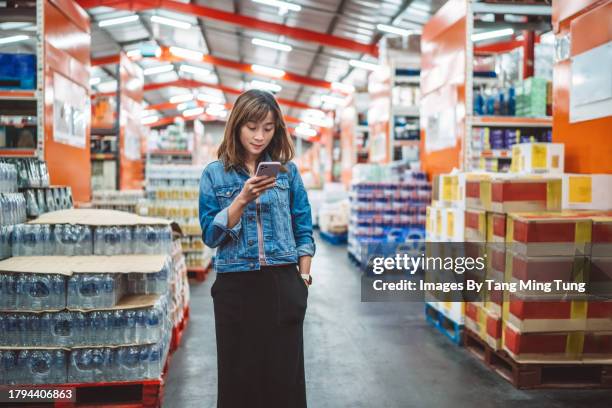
[199,89,315,408]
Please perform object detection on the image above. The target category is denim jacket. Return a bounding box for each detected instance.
[199,159,316,273]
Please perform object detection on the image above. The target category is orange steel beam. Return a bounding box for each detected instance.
[92,46,338,91]
[78,0,378,56]
[146,113,306,128]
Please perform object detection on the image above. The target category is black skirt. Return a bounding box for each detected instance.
[212,264,308,408]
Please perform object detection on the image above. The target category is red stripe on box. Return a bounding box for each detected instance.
[466,302,479,320]
[593,222,612,243]
[491,248,505,271]
[486,314,502,338]
[583,333,612,354]
[493,214,506,238]
[492,182,547,203]
[511,256,574,282]
[509,296,572,319]
[504,324,567,354]
[513,220,576,243]
[466,181,480,199]
[587,301,612,318]
[465,211,480,229]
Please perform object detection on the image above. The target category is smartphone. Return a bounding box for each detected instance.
[256,161,281,177]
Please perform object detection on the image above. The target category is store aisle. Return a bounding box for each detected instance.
[164,237,612,408]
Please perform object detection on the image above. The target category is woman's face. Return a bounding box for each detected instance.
[239,110,275,160]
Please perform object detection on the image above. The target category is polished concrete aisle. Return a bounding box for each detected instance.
[164,236,612,407]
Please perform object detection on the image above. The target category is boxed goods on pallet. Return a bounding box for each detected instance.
[0,209,189,385]
[466,174,562,213]
[464,209,487,241]
[465,302,502,350]
[510,143,564,174]
[319,200,349,235]
[592,216,612,257]
[436,173,466,209]
[507,212,591,257]
[441,207,465,242]
[503,322,584,362]
[562,174,612,211]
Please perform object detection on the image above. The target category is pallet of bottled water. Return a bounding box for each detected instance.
[9,224,173,256]
[0,331,170,384]
[0,258,171,311]
[0,295,170,348]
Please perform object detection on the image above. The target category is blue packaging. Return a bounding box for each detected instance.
[0,54,36,90]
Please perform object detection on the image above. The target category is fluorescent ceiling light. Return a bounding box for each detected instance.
[250,80,282,93]
[0,35,29,45]
[143,64,174,76]
[295,125,317,138]
[126,49,142,58]
[89,77,101,86]
[349,59,380,71]
[169,94,194,104]
[169,46,204,61]
[406,6,430,18]
[321,95,345,105]
[377,24,413,36]
[251,64,285,78]
[179,64,211,76]
[0,22,31,30]
[176,102,194,111]
[142,109,157,117]
[151,15,191,29]
[206,103,226,112]
[471,28,514,42]
[141,115,160,125]
[304,109,326,119]
[197,94,224,104]
[98,15,139,28]
[331,82,355,93]
[96,80,117,93]
[251,38,292,52]
[302,115,332,128]
[252,0,301,12]
[183,107,204,117]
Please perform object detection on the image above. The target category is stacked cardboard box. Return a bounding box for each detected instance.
[502,212,612,362]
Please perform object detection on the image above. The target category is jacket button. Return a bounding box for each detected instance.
[248,216,255,221]
[248,239,254,246]
[249,263,255,268]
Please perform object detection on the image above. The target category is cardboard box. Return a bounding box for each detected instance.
[508,212,592,257]
[442,207,465,242]
[486,212,507,245]
[589,257,612,300]
[465,209,487,242]
[582,332,612,361]
[465,302,502,350]
[585,300,612,331]
[437,173,466,209]
[510,143,564,175]
[426,205,443,241]
[506,252,588,294]
[29,208,171,227]
[503,322,582,363]
[437,301,465,325]
[465,174,494,210]
[592,216,612,257]
[503,294,586,333]
[489,177,562,213]
[562,174,612,211]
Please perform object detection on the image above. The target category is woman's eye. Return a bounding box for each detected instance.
[264,127,274,132]
[247,126,256,131]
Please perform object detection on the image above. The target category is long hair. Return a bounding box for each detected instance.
[217,89,295,171]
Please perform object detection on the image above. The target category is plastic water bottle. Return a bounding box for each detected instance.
[67,275,80,309]
[52,350,66,384]
[1,350,18,384]
[148,344,161,379]
[89,311,107,345]
[102,274,117,307]
[124,310,137,344]
[51,274,66,310]
[79,275,102,309]
[40,312,52,347]
[138,346,149,378]
[52,312,73,347]
[28,274,51,310]
[118,347,140,381]
[146,307,161,343]
[69,349,94,383]
[111,310,126,345]
[29,350,52,384]
[16,350,30,384]
[15,274,27,310]
[103,348,117,381]
[135,309,147,345]
[25,314,41,347]
[74,311,88,345]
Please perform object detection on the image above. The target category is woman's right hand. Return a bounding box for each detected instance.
[236,176,276,206]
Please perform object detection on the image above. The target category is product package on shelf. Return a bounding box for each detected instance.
[1,162,26,260]
[142,164,211,273]
[92,190,145,213]
[510,143,564,174]
[515,77,549,118]
[0,209,189,385]
[349,168,431,265]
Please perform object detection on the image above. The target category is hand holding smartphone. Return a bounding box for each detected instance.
[237,162,281,205]
[255,162,281,178]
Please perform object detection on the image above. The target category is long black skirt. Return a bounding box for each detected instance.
[212,263,308,408]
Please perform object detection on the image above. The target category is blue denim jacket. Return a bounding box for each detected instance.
[199,159,316,273]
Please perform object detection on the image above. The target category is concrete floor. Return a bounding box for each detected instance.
[164,236,612,408]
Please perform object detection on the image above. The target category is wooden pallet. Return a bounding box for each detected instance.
[463,328,612,389]
[424,303,464,346]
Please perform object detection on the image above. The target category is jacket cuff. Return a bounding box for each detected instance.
[212,207,242,241]
[296,242,316,257]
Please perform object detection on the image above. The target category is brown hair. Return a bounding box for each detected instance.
[217,89,295,171]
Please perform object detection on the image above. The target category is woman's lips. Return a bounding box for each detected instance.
[251,143,264,149]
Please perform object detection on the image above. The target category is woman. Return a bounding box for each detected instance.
[199,89,315,408]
